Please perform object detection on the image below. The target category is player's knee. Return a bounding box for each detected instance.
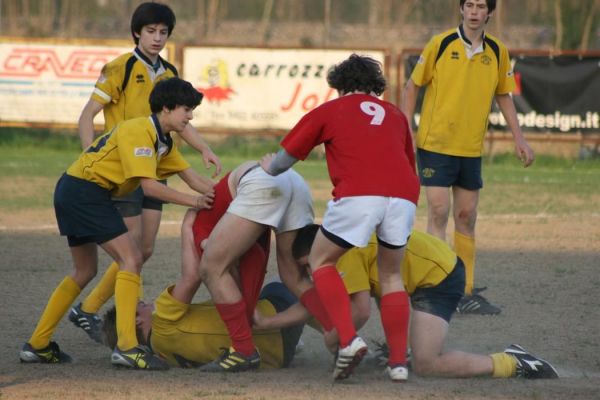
[411,356,437,377]
[455,208,477,230]
[141,244,154,263]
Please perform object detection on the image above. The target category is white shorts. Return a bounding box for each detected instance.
[228,167,314,233]
[322,196,416,248]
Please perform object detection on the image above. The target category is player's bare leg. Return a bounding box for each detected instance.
[425,186,451,240]
[410,310,493,377]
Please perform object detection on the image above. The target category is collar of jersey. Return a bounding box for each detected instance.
[150,114,173,155]
[134,47,163,72]
[457,24,486,50]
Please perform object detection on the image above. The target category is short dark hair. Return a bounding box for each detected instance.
[149,77,203,113]
[131,2,176,44]
[459,0,496,13]
[102,306,145,350]
[292,224,320,260]
[327,54,386,96]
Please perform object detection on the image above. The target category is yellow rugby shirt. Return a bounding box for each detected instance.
[336,231,457,298]
[91,48,177,131]
[151,285,286,369]
[66,115,189,197]
[410,26,515,157]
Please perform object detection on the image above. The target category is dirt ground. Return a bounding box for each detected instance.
[0,214,599,399]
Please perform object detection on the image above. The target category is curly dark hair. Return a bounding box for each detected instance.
[459,0,496,13]
[131,2,176,45]
[326,54,386,96]
[102,306,145,350]
[149,77,203,113]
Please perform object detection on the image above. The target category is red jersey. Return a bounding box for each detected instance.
[281,94,419,204]
[192,172,233,251]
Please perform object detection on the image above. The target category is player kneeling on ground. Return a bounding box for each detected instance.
[19,77,214,370]
[254,224,559,380]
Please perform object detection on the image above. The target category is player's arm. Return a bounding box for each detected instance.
[260,150,299,176]
[495,94,534,167]
[178,124,222,178]
[140,178,214,209]
[78,99,104,149]
[170,209,203,304]
[177,167,215,195]
[400,79,421,141]
[253,302,311,330]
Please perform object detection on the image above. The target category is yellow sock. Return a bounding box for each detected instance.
[454,231,476,295]
[81,261,119,314]
[29,276,81,349]
[490,352,517,378]
[115,270,140,351]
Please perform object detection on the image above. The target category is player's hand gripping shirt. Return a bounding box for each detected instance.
[411,27,516,157]
[281,94,419,204]
[151,286,286,368]
[92,48,178,131]
[337,231,457,297]
[67,115,189,197]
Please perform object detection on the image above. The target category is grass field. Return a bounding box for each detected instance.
[1,129,599,222]
[1,130,599,399]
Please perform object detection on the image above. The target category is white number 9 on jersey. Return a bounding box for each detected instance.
[360,101,385,125]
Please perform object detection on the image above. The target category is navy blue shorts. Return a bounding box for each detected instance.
[410,258,465,323]
[417,149,483,190]
[54,174,127,247]
[112,180,167,218]
[259,281,303,368]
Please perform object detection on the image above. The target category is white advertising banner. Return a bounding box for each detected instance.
[0,41,137,126]
[182,47,386,131]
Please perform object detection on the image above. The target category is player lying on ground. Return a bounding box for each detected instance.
[254,224,559,380]
[19,77,214,370]
[101,279,304,369]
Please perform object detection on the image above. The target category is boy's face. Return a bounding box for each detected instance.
[460,0,491,30]
[163,105,195,133]
[135,23,170,58]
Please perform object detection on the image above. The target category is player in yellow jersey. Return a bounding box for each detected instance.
[254,224,558,380]
[19,77,215,370]
[101,280,304,370]
[401,0,535,314]
[71,2,222,344]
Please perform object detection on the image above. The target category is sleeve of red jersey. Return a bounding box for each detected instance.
[280,109,324,161]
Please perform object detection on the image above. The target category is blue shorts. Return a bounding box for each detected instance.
[410,258,465,323]
[259,282,304,368]
[54,174,127,247]
[112,180,166,218]
[417,149,483,190]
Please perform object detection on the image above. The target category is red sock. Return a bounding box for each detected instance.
[380,291,410,365]
[215,300,255,356]
[239,241,268,324]
[312,265,356,347]
[300,287,334,331]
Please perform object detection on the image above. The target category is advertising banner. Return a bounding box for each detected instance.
[0,40,131,126]
[182,47,387,131]
[403,53,600,134]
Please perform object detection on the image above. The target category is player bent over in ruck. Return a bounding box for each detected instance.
[19,77,214,370]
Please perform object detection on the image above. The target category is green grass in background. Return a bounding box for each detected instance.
[0,127,599,217]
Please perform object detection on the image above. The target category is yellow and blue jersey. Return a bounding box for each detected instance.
[66,115,189,197]
[92,48,178,131]
[411,26,515,157]
[337,230,457,297]
[151,286,286,369]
